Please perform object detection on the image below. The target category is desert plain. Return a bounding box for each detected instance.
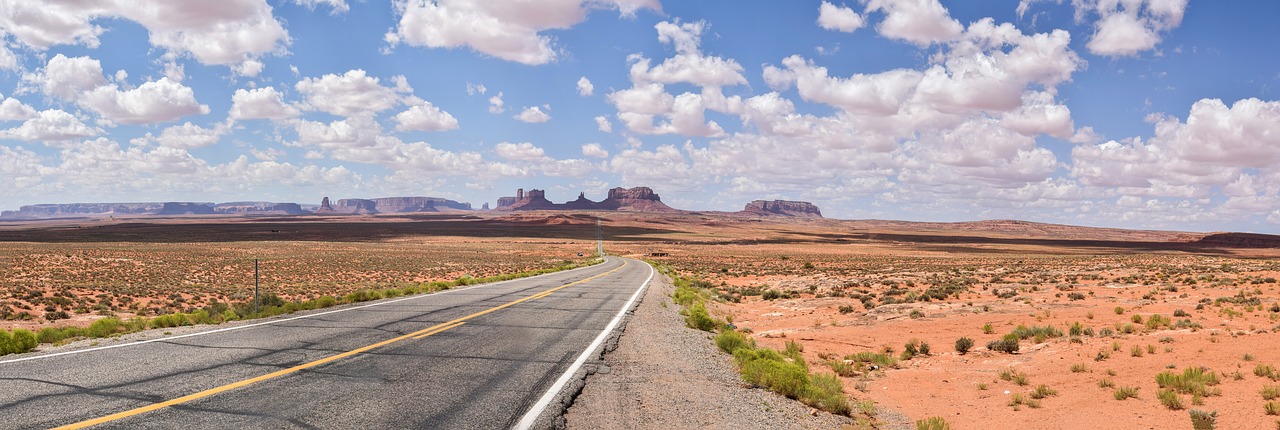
[3,211,1280,429]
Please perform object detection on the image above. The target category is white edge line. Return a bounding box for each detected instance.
[512,258,655,430]
[0,258,611,365]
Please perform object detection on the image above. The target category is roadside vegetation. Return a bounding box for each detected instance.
[0,259,600,357]
[660,263,855,418]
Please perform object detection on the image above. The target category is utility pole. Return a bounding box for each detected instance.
[596,216,604,257]
[254,259,259,315]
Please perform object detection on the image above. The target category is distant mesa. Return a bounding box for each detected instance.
[742,200,823,218]
[1,203,162,219]
[492,186,677,213]
[156,202,216,215]
[335,198,379,214]
[214,202,308,215]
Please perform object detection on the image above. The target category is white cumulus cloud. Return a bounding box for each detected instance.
[386,0,661,65]
[81,77,210,125]
[515,106,551,123]
[577,76,594,96]
[230,86,300,120]
[818,2,865,33]
[394,102,460,131]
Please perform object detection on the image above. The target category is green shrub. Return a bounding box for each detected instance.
[1262,385,1280,401]
[86,317,126,337]
[846,351,897,370]
[1257,364,1279,380]
[955,337,974,354]
[736,347,809,399]
[916,416,951,430]
[828,359,856,377]
[10,329,37,353]
[1114,386,1139,400]
[1189,409,1217,430]
[988,335,1020,354]
[802,373,850,416]
[1030,384,1057,399]
[0,331,12,355]
[838,304,855,314]
[715,330,753,354]
[1158,388,1185,410]
[684,302,719,332]
[1157,367,1221,397]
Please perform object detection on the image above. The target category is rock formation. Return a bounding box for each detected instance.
[214,202,308,215]
[369,197,472,213]
[491,186,677,212]
[742,200,823,218]
[156,202,216,215]
[602,187,677,212]
[314,197,337,214]
[335,198,378,214]
[0,203,162,219]
[481,202,490,211]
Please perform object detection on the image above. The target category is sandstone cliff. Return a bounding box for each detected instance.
[492,186,677,212]
[335,198,378,214]
[742,200,823,218]
[369,197,472,213]
[156,202,216,215]
[0,203,163,219]
[214,202,308,215]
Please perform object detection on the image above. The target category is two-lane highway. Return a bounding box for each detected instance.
[0,256,652,429]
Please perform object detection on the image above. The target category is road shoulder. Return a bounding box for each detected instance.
[560,268,853,429]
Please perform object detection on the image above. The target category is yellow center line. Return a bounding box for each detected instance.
[411,321,465,340]
[56,261,627,430]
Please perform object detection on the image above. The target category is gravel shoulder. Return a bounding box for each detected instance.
[562,271,856,430]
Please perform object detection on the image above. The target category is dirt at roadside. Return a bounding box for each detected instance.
[563,272,872,430]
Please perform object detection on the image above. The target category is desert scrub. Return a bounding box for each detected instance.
[1263,385,1280,401]
[915,416,950,430]
[1158,388,1185,410]
[1267,402,1280,416]
[715,329,754,354]
[954,336,974,354]
[1114,385,1139,400]
[1189,409,1217,430]
[1071,363,1089,373]
[732,346,852,415]
[999,368,1030,386]
[0,329,39,355]
[845,351,898,370]
[1157,367,1222,397]
[1008,393,1040,410]
[1257,364,1280,380]
[987,334,1020,354]
[1030,384,1057,399]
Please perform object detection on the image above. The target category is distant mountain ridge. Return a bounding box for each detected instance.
[0,185,824,220]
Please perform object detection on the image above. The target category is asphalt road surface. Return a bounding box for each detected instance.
[0,256,651,429]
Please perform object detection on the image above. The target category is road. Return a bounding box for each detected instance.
[0,256,651,429]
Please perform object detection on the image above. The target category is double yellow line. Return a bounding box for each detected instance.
[57,262,626,429]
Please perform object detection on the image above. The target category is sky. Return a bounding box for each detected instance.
[1,0,1279,233]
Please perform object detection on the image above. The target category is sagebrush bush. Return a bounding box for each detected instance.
[988,336,1020,354]
[955,337,973,354]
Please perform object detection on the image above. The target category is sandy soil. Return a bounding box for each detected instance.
[671,247,1280,429]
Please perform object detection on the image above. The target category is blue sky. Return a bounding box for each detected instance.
[1,0,1279,233]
